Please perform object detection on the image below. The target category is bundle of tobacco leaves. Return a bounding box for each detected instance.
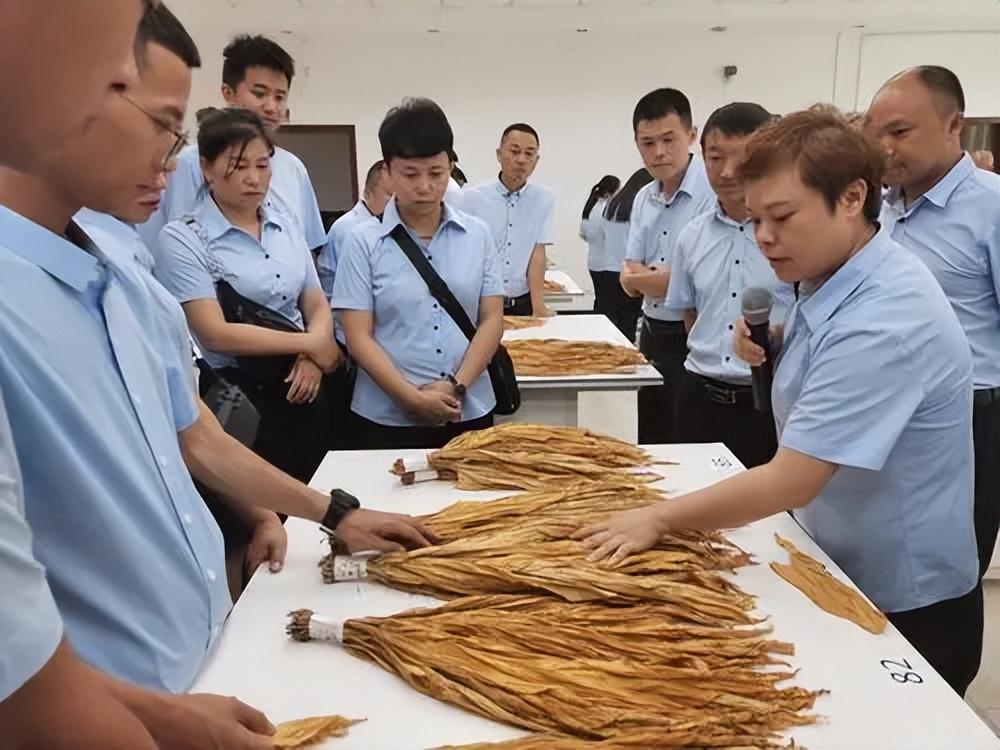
[505,339,647,376]
[392,424,664,491]
[503,315,546,331]
[287,595,823,746]
[543,278,567,293]
[271,715,364,748]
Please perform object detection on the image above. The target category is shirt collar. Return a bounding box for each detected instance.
[798,224,892,332]
[378,198,467,239]
[494,175,530,199]
[713,202,752,229]
[194,194,284,242]
[0,205,102,292]
[651,154,700,206]
[885,152,975,214]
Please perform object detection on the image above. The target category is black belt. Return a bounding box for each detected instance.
[691,372,752,406]
[974,386,1000,406]
[642,316,686,334]
[504,292,531,309]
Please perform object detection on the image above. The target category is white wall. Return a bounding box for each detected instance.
[172,2,1000,292]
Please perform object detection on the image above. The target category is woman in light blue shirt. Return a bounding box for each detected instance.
[578,109,981,697]
[593,168,652,341]
[332,98,503,450]
[156,109,339,483]
[578,173,619,321]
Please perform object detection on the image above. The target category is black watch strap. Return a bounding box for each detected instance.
[321,488,361,531]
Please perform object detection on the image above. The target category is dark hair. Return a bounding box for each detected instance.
[378,97,454,164]
[632,88,692,134]
[136,2,201,69]
[363,160,385,193]
[910,65,966,114]
[582,174,621,219]
[197,108,275,177]
[501,123,540,146]
[700,102,773,150]
[195,106,219,125]
[451,165,468,186]
[222,35,295,89]
[604,168,654,223]
[738,107,884,223]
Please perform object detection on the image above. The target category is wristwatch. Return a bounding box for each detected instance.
[446,373,467,397]
[320,488,361,532]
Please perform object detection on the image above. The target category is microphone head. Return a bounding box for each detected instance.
[742,287,773,326]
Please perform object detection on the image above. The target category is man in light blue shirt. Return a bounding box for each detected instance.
[463,123,555,317]
[138,34,325,254]
[666,103,794,468]
[867,66,1000,578]
[580,109,981,696]
[318,159,393,303]
[619,88,716,444]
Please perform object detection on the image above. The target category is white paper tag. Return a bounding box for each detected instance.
[398,454,431,473]
[332,555,370,581]
[309,614,344,643]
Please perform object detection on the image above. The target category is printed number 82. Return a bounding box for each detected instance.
[880,658,923,684]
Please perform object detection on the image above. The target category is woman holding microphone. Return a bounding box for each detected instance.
[576,108,981,697]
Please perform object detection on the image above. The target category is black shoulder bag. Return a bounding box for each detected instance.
[390,224,520,415]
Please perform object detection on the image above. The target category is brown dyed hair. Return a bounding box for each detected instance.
[738,106,885,223]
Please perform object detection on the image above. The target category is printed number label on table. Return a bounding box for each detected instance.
[880,658,924,685]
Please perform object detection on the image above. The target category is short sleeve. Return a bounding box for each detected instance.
[780,328,924,471]
[537,192,555,245]
[153,224,218,304]
[330,230,375,311]
[663,223,696,311]
[295,163,326,250]
[317,229,338,302]
[481,230,505,298]
[0,390,63,702]
[624,193,646,262]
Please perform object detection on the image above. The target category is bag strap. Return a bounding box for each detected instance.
[390,224,477,343]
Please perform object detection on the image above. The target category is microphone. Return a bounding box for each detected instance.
[741,287,773,414]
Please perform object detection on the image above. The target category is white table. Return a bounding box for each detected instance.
[543,269,584,302]
[501,314,661,441]
[192,445,997,750]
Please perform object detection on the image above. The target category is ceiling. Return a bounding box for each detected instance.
[168,0,1000,35]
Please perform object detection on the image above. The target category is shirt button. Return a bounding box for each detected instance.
[265,254,271,258]
[662,230,667,235]
[735,260,740,265]
[275,273,281,278]
[183,512,193,525]
[436,348,442,354]
[739,227,744,232]
[206,568,217,581]
[434,325,439,330]
[731,292,737,298]
[282,295,287,300]
[898,217,906,224]
[725,356,731,362]
[728,324,734,330]
[157,455,168,467]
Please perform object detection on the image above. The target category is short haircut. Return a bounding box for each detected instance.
[378,98,454,163]
[905,65,966,115]
[632,88,692,133]
[700,102,773,150]
[738,107,884,223]
[136,2,201,69]
[222,35,295,89]
[501,123,539,146]
[363,160,386,193]
[197,108,275,176]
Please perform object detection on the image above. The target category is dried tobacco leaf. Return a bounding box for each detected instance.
[271,715,364,748]
[503,316,546,331]
[287,597,823,747]
[392,424,666,491]
[505,339,647,376]
[543,278,566,292]
[770,534,887,635]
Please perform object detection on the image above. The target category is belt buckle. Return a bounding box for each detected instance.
[704,382,737,406]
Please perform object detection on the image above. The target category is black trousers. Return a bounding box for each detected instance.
[887,582,983,697]
[590,270,642,342]
[673,370,777,468]
[347,411,494,451]
[222,366,333,484]
[504,293,533,317]
[637,317,688,445]
[973,387,1000,577]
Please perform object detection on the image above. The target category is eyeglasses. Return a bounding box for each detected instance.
[120,93,189,169]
